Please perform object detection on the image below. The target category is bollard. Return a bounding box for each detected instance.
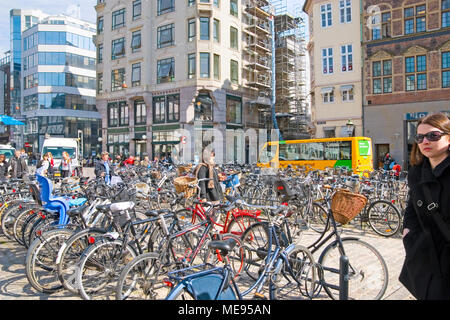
[339,254,349,300]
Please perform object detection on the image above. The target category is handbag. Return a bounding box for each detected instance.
[399,184,450,299]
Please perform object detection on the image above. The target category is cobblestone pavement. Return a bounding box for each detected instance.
[0,220,415,300]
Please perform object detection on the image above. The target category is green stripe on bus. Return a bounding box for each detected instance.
[333,160,352,169]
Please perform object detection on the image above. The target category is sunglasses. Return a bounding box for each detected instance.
[415,131,448,143]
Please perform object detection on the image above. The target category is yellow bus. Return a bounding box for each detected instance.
[257,137,373,173]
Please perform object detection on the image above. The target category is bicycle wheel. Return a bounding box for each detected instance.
[308,202,330,234]
[226,213,260,238]
[165,283,196,300]
[240,222,271,282]
[1,203,23,240]
[270,245,318,300]
[116,252,167,300]
[367,200,402,237]
[25,228,74,293]
[204,233,245,277]
[318,238,388,300]
[76,238,137,300]
[21,211,42,248]
[56,228,107,294]
[13,207,38,246]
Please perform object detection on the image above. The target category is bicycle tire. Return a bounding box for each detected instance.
[115,252,166,300]
[318,238,388,300]
[1,203,23,240]
[13,207,39,246]
[308,202,330,234]
[21,211,42,248]
[56,228,107,294]
[270,245,318,300]
[367,200,402,237]
[25,228,74,293]
[76,238,137,300]
[226,213,260,238]
[240,222,271,282]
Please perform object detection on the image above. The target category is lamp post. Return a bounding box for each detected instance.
[346,119,354,137]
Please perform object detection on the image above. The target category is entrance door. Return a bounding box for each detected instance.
[375,144,389,169]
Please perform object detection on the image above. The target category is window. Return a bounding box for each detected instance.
[157,58,175,83]
[153,96,165,123]
[230,26,238,49]
[226,95,242,124]
[200,17,210,40]
[443,0,450,27]
[323,91,334,103]
[382,12,391,38]
[200,52,210,78]
[92,42,100,63]
[341,87,354,101]
[214,0,220,7]
[108,102,119,127]
[443,51,450,88]
[132,62,141,87]
[112,9,125,30]
[404,5,426,34]
[322,48,333,74]
[157,23,175,48]
[372,60,392,93]
[188,18,196,42]
[112,38,125,60]
[131,30,141,52]
[119,102,129,126]
[133,0,142,20]
[97,73,103,93]
[321,3,332,27]
[339,0,351,23]
[230,0,238,17]
[195,93,213,121]
[111,68,125,92]
[341,44,353,72]
[405,55,427,91]
[188,53,196,79]
[188,0,195,6]
[167,94,180,122]
[158,0,174,15]
[213,19,220,42]
[214,54,220,80]
[230,60,238,84]
[134,100,146,125]
[97,16,104,34]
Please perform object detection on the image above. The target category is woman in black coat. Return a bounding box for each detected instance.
[193,148,223,202]
[0,154,8,181]
[399,112,450,300]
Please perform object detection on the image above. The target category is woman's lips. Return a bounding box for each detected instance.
[423,147,432,151]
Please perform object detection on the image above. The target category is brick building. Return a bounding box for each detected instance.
[362,0,450,169]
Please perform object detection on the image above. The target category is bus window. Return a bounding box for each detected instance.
[280,144,301,161]
[324,142,339,160]
[339,141,351,160]
[258,144,276,163]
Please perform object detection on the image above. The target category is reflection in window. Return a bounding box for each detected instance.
[195,93,213,121]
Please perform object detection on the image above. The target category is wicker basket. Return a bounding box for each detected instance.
[331,189,367,224]
[151,171,162,179]
[174,176,198,199]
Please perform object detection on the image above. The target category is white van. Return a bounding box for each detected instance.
[42,138,81,176]
[0,144,16,161]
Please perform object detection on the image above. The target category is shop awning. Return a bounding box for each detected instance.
[320,87,334,94]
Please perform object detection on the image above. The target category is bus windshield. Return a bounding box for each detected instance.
[258,144,277,163]
[43,147,76,159]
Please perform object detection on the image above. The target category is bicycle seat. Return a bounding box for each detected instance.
[96,204,112,212]
[110,201,135,213]
[67,204,87,218]
[208,238,237,256]
[145,208,170,217]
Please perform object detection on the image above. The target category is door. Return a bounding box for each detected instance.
[375,144,389,169]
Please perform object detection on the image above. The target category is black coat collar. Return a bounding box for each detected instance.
[420,155,450,184]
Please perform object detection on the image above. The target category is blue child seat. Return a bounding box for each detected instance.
[36,174,71,225]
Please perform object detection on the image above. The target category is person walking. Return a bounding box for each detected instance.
[9,150,28,179]
[60,151,72,178]
[399,112,450,300]
[0,154,9,181]
[95,151,114,184]
[35,153,50,176]
[193,148,223,203]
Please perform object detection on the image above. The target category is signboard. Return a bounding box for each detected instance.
[405,111,450,121]
[358,140,371,156]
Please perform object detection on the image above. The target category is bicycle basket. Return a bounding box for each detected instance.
[174,176,198,199]
[177,164,193,176]
[331,189,367,224]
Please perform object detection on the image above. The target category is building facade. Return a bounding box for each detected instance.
[95,0,308,164]
[303,0,363,139]
[0,53,11,144]
[20,13,101,157]
[362,0,450,169]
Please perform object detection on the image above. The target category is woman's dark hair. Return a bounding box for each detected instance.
[410,112,450,166]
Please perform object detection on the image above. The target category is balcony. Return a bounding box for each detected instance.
[197,2,213,16]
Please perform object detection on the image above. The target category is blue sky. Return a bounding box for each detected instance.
[0,0,307,60]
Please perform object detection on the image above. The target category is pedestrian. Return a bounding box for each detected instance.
[35,153,50,176]
[392,161,402,179]
[60,151,72,178]
[141,155,150,168]
[9,150,28,179]
[382,152,394,170]
[193,148,223,203]
[46,152,55,177]
[95,151,114,184]
[399,112,450,300]
[0,154,9,181]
